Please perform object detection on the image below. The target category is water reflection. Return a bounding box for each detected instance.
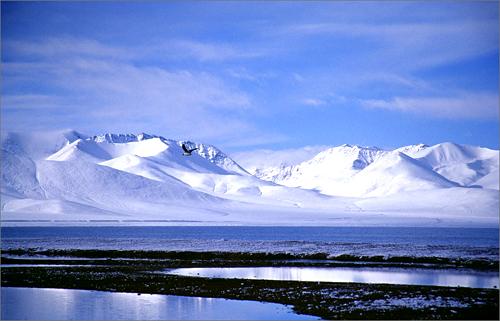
[1,287,318,320]
[167,267,499,289]
[1,264,90,268]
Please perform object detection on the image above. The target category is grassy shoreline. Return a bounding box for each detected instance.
[3,248,498,270]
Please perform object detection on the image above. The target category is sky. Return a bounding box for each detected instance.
[1,1,499,153]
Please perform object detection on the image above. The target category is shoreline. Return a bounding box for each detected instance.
[2,248,498,270]
[1,249,498,320]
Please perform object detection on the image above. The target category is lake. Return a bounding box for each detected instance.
[1,287,318,320]
[2,226,498,320]
[166,266,499,289]
[1,226,498,259]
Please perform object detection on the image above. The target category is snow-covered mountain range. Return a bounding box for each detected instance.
[253,143,498,197]
[1,130,498,227]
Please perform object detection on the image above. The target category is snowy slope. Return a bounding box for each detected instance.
[355,187,499,226]
[48,133,281,200]
[1,131,498,227]
[410,142,499,188]
[1,130,86,161]
[343,152,458,197]
[395,143,429,156]
[232,145,329,175]
[2,131,327,216]
[256,145,389,196]
[1,131,230,220]
[61,135,336,209]
[1,130,85,199]
[474,168,499,189]
[36,159,222,213]
[49,133,248,175]
[256,143,498,196]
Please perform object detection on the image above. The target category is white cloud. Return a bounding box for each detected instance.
[6,37,269,64]
[1,37,279,149]
[225,67,275,83]
[159,40,267,62]
[357,73,430,91]
[302,98,326,107]
[1,94,66,110]
[292,73,305,82]
[5,37,132,60]
[361,93,499,119]
[279,20,498,70]
[222,132,289,149]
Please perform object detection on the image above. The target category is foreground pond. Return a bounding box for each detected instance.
[166,267,499,289]
[1,287,318,320]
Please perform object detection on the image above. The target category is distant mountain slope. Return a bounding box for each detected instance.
[1,131,229,218]
[1,130,86,161]
[255,145,389,196]
[254,143,498,197]
[344,152,458,197]
[1,131,498,227]
[395,143,429,156]
[232,145,329,175]
[474,168,499,190]
[48,133,248,175]
[46,133,288,202]
[1,130,85,199]
[409,142,499,188]
[256,145,388,194]
[37,159,222,212]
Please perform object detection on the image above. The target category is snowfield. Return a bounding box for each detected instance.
[1,130,498,227]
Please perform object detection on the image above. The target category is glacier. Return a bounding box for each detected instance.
[1,130,498,227]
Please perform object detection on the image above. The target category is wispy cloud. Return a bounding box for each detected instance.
[1,37,278,149]
[2,1,497,150]
[278,20,498,71]
[225,67,275,83]
[156,40,267,62]
[1,94,66,110]
[356,73,431,91]
[301,98,326,107]
[5,36,269,64]
[361,93,499,119]
[5,37,133,60]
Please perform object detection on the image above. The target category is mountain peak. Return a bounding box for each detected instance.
[61,130,88,143]
[91,133,162,144]
[178,140,249,175]
[396,143,429,156]
[137,133,157,141]
[310,144,386,170]
[338,143,377,149]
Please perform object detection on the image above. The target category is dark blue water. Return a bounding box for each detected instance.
[1,287,317,320]
[2,226,498,246]
[2,226,498,259]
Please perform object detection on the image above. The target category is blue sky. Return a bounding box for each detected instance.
[1,1,498,152]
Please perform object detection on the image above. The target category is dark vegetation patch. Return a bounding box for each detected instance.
[3,248,498,270]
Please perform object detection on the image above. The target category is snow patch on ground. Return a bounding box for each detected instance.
[359,296,469,310]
